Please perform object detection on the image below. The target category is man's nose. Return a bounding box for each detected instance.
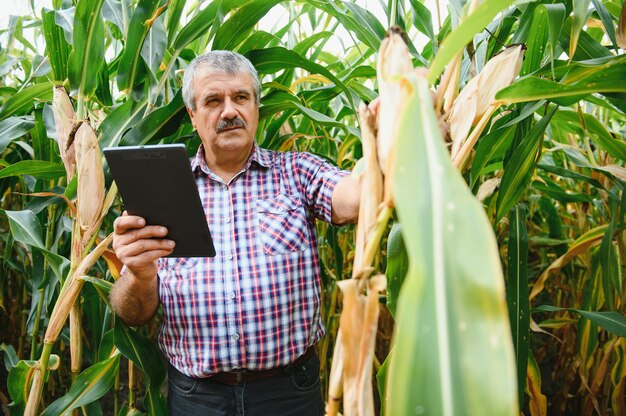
[221,98,238,118]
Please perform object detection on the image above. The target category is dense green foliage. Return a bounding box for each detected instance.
[0,0,625,415]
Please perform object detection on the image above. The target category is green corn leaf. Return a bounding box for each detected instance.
[67,0,106,98]
[99,97,149,149]
[428,0,517,84]
[522,5,550,76]
[42,8,70,81]
[497,59,626,105]
[4,209,44,247]
[385,223,409,318]
[470,124,516,188]
[120,91,186,146]
[114,319,167,412]
[41,354,120,416]
[506,204,530,409]
[166,0,185,45]
[0,160,66,180]
[496,108,557,222]
[212,0,283,51]
[409,0,436,50]
[117,0,163,92]
[388,73,517,415]
[171,0,240,53]
[571,0,592,58]
[7,360,38,415]
[559,16,613,60]
[551,109,626,162]
[141,13,166,77]
[376,353,391,416]
[577,254,603,369]
[246,47,355,108]
[0,116,35,153]
[0,81,53,121]
[535,305,626,338]
[4,210,70,280]
[53,6,75,43]
[590,0,618,51]
[102,0,125,33]
[542,4,566,77]
[0,343,19,369]
[307,0,385,52]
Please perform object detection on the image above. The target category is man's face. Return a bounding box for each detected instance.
[187,69,259,157]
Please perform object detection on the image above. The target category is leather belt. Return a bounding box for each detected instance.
[209,346,316,385]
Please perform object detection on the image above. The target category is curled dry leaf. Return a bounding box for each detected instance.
[448,45,525,159]
[377,28,414,178]
[51,86,77,178]
[476,177,501,202]
[74,121,105,233]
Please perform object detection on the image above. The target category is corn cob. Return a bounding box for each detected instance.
[51,86,77,179]
[377,28,414,181]
[74,121,105,235]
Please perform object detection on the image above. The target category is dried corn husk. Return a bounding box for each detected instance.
[352,104,383,276]
[476,177,501,202]
[448,45,525,160]
[377,28,414,179]
[326,331,344,416]
[70,303,82,375]
[337,275,387,416]
[51,86,77,179]
[45,233,113,343]
[74,121,105,234]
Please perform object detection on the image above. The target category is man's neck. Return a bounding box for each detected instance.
[203,144,254,183]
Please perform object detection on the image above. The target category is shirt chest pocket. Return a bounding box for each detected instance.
[256,194,310,255]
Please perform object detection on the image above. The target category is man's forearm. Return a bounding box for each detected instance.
[110,270,159,326]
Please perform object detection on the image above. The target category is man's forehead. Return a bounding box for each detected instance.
[196,69,253,84]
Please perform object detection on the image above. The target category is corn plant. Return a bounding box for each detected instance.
[1,1,626,415]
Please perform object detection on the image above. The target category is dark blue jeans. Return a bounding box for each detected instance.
[167,355,324,416]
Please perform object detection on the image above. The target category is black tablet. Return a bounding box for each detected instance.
[104,144,215,258]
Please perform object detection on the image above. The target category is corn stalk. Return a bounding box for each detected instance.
[24,86,115,415]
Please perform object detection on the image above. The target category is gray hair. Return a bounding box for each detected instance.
[182,50,261,110]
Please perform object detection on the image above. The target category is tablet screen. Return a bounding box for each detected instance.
[104,144,215,258]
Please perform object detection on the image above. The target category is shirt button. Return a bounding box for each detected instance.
[225,217,231,223]
[232,333,240,340]
[228,292,236,300]
[227,253,233,260]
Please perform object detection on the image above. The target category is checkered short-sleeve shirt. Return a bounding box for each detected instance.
[157,144,349,377]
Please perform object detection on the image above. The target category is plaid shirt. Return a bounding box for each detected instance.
[157,144,348,377]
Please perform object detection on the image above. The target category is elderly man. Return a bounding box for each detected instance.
[110,50,360,415]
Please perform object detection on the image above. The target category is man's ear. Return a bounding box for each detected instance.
[186,107,196,129]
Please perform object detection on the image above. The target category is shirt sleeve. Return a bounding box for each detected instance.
[293,152,350,223]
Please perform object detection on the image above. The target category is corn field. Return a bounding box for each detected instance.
[1,0,626,415]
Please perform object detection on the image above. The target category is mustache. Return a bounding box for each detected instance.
[216,117,246,132]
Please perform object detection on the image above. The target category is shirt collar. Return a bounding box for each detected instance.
[190,142,272,175]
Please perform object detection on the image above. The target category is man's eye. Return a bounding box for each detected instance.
[236,95,248,102]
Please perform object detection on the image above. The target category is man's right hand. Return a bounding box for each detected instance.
[112,211,175,281]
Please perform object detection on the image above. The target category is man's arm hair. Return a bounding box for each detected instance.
[109,270,160,326]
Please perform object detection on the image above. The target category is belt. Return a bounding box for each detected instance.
[207,346,317,385]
